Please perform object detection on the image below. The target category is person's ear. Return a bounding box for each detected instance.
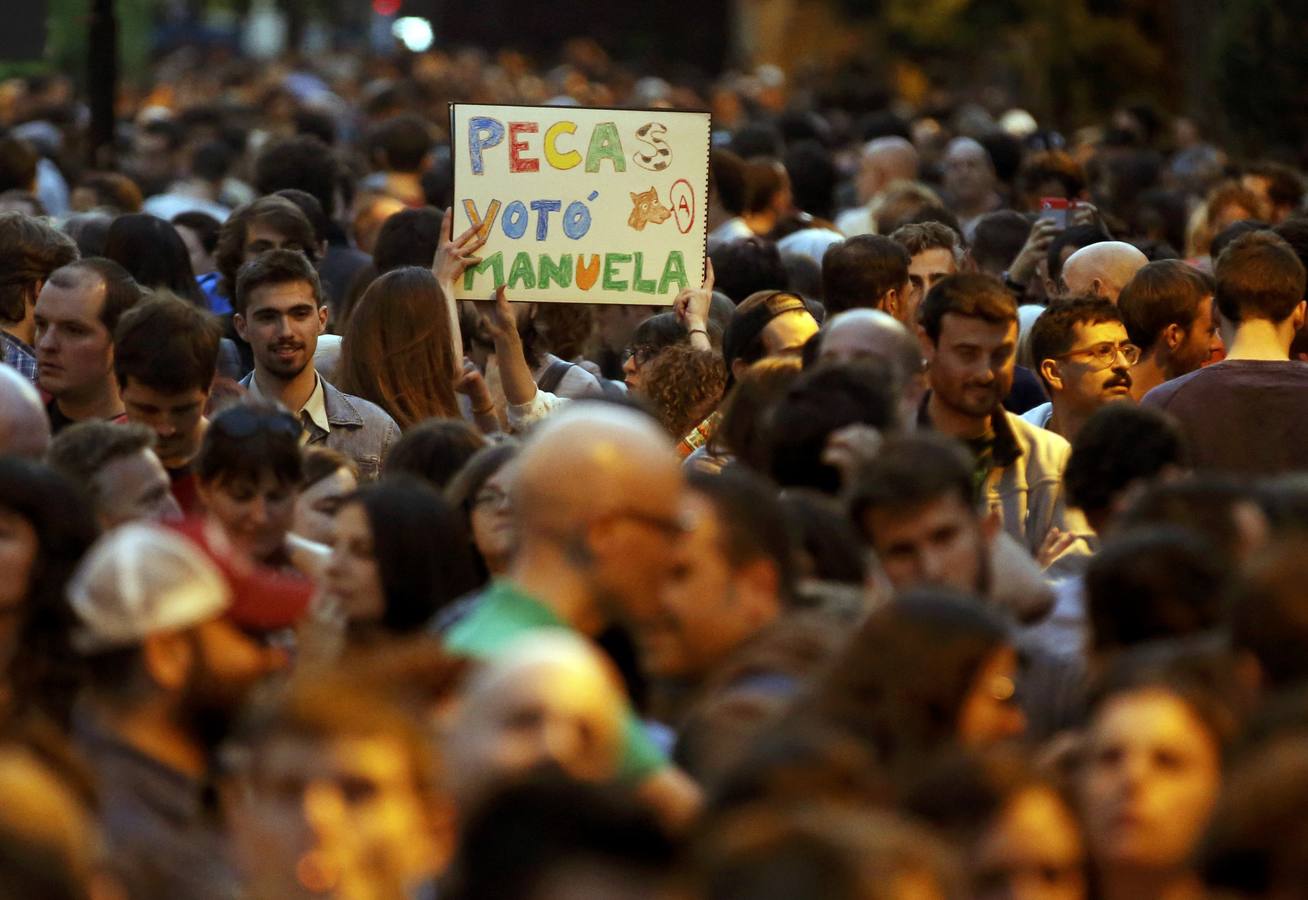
[317,305,329,335]
[1039,358,1064,392]
[233,313,248,342]
[880,289,900,319]
[916,324,935,364]
[1162,322,1185,353]
[1294,300,1307,332]
[741,561,782,626]
[141,631,195,692]
[1091,278,1106,298]
[731,358,750,382]
[980,506,1002,545]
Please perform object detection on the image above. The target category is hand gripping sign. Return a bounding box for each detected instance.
[450,103,711,305]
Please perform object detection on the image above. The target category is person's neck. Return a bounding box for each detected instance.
[254,365,318,413]
[957,192,999,221]
[1097,866,1203,900]
[2,314,34,347]
[57,379,123,422]
[1130,354,1168,400]
[1047,398,1090,443]
[1224,317,1293,362]
[506,542,607,637]
[927,392,992,440]
[89,697,208,779]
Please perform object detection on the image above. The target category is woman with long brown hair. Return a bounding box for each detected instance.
[337,266,461,428]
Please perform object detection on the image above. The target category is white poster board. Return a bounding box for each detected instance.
[450,103,711,305]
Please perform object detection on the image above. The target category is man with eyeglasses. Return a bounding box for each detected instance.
[444,403,702,830]
[1025,298,1137,442]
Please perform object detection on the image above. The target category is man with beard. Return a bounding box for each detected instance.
[1024,298,1137,442]
[67,523,287,900]
[233,250,398,480]
[917,274,1090,558]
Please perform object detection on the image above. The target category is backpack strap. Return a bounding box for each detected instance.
[536,359,576,394]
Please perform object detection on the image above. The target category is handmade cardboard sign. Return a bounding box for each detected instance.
[450,103,711,305]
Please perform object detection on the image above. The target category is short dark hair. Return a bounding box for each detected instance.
[47,258,143,336]
[847,433,974,542]
[114,294,221,394]
[102,213,204,306]
[1214,231,1306,324]
[0,136,38,192]
[1117,476,1260,568]
[744,157,786,215]
[1015,150,1085,200]
[1211,220,1269,261]
[1047,224,1110,283]
[1231,536,1308,691]
[274,189,330,245]
[373,207,443,274]
[75,172,143,214]
[821,235,911,315]
[767,361,900,493]
[1064,403,1188,516]
[216,196,318,300]
[784,140,837,221]
[710,237,789,304]
[1118,259,1215,351]
[970,211,1032,276]
[687,466,799,606]
[918,273,1017,344]
[253,135,340,219]
[234,248,324,317]
[709,149,748,217]
[368,114,433,173]
[383,419,487,491]
[1028,297,1123,390]
[0,212,78,324]
[196,402,303,487]
[171,211,221,255]
[47,421,155,508]
[1085,526,1229,655]
[890,221,964,262]
[1247,161,1306,210]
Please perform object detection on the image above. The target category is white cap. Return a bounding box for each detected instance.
[68,524,232,653]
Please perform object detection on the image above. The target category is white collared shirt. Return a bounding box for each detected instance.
[247,372,330,444]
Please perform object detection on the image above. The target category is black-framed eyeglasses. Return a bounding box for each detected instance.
[212,404,303,440]
[621,344,659,368]
[1053,341,1141,371]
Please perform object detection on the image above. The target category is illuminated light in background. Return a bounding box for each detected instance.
[372,0,402,15]
[392,17,434,53]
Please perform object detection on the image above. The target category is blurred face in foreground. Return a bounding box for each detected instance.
[445,641,625,811]
[1080,688,1221,875]
[229,733,446,899]
[971,785,1087,900]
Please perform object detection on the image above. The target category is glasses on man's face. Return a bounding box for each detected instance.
[212,405,303,440]
[472,487,511,510]
[1055,341,1141,371]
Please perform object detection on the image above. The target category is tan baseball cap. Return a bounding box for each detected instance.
[68,523,232,653]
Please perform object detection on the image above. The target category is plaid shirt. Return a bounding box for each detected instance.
[0,331,37,382]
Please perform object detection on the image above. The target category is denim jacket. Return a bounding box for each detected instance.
[240,372,400,480]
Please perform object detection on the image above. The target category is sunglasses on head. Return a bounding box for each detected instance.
[212,404,303,440]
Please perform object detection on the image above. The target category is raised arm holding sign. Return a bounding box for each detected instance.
[450,103,711,306]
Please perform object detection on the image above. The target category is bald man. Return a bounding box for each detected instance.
[444,403,700,825]
[1060,241,1149,302]
[815,309,925,423]
[835,137,920,237]
[0,363,51,458]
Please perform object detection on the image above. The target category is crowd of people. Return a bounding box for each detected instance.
[3,37,1308,899]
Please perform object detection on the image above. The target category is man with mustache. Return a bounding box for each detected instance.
[234,250,398,480]
[1024,298,1138,442]
[917,273,1090,558]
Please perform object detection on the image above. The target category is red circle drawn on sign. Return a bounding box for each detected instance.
[670,179,695,235]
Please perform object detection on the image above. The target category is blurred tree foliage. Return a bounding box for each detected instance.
[1210,0,1308,161]
[835,0,1167,125]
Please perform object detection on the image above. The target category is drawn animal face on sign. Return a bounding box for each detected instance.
[628,188,672,231]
